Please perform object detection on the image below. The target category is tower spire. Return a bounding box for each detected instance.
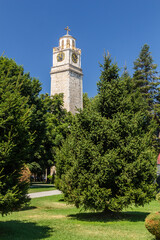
[65,26,70,35]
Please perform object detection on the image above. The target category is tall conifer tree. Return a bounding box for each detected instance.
[55,54,157,212]
[133,44,159,107]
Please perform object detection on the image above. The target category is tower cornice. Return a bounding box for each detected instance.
[53,47,81,54]
[50,64,83,76]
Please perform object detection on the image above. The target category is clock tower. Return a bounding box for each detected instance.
[50,27,83,114]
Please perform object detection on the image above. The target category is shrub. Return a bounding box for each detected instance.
[145,212,160,239]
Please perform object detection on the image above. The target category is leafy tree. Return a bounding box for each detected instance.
[0,57,34,215]
[0,57,54,176]
[0,56,73,214]
[0,56,46,165]
[55,54,157,212]
[39,93,72,170]
[27,162,42,181]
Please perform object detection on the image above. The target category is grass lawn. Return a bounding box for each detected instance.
[29,184,56,193]
[0,194,158,240]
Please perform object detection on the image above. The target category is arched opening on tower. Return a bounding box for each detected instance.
[67,39,70,48]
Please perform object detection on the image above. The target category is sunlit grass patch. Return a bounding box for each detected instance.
[28,184,56,193]
[0,194,157,240]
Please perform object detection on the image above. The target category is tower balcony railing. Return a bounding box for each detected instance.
[53,46,81,54]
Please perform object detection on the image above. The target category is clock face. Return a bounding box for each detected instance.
[72,53,78,63]
[57,52,65,62]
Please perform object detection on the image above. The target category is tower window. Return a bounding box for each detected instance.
[72,40,75,49]
[67,39,70,48]
[62,40,64,49]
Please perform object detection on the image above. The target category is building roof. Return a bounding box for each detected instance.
[59,34,76,40]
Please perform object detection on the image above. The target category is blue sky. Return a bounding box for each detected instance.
[0,0,160,97]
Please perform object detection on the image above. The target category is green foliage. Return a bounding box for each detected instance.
[145,212,160,239]
[0,57,34,215]
[133,44,159,106]
[47,175,55,184]
[83,93,92,109]
[97,53,120,118]
[28,162,42,174]
[0,56,47,168]
[56,54,157,212]
[39,93,72,168]
[0,56,71,215]
[156,193,160,203]
[0,56,71,183]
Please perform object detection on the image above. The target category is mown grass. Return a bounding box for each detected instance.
[29,184,56,193]
[0,194,158,240]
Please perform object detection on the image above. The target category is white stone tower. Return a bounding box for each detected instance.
[50,27,83,114]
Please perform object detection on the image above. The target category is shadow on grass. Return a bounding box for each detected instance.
[58,198,65,202]
[68,211,150,223]
[30,184,54,188]
[0,220,52,240]
[20,205,37,211]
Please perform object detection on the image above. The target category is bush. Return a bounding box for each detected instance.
[145,212,160,239]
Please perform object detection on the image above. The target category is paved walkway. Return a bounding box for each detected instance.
[28,190,62,198]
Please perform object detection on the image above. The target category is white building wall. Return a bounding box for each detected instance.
[51,71,70,111]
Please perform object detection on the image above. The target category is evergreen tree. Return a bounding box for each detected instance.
[0,59,33,215]
[121,63,130,79]
[97,53,119,118]
[133,44,159,105]
[55,55,157,212]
